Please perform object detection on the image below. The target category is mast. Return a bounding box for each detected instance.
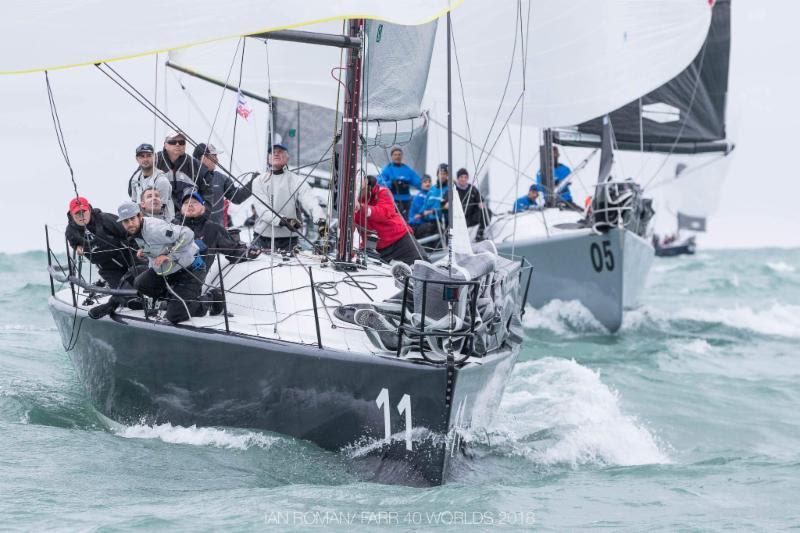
[335,19,365,265]
[539,128,555,207]
[446,13,454,259]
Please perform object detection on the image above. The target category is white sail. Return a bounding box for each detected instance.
[0,0,456,74]
[425,0,713,129]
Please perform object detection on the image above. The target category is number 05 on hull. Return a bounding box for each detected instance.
[495,227,654,332]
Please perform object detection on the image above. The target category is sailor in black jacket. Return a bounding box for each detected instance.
[175,189,257,272]
[65,197,139,287]
[65,197,144,318]
[156,131,212,208]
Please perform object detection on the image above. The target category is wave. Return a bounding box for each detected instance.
[114,422,278,450]
[522,300,607,336]
[622,302,800,338]
[766,261,796,274]
[474,358,669,467]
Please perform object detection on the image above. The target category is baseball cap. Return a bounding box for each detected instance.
[180,188,205,205]
[193,143,224,160]
[135,143,154,155]
[268,143,288,153]
[69,197,90,214]
[164,130,185,141]
[117,202,141,222]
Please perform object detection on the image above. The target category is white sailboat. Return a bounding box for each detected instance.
[422,0,717,332]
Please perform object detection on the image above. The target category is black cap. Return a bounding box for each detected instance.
[437,163,448,172]
[135,143,154,155]
[456,168,469,178]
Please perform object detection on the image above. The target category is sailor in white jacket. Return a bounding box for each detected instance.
[250,143,327,251]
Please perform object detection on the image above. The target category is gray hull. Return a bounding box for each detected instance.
[49,297,519,486]
[495,227,653,332]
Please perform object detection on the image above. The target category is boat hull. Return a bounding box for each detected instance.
[495,227,653,332]
[49,296,518,486]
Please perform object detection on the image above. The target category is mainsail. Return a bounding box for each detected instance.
[424,0,713,131]
[557,0,733,154]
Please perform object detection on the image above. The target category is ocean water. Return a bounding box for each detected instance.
[1,248,799,530]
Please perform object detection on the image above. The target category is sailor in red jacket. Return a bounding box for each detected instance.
[353,175,428,265]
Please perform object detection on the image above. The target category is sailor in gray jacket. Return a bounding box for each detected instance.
[128,143,174,221]
[117,201,218,324]
[250,143,327,251]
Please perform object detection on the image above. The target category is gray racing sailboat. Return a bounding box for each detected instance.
[22,6,530,486]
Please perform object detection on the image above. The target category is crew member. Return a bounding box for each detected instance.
[156,131,210,207]
[117,202,216,324]
[192,143,253,227]
[128,143,173,221]
[378,146,422,217]
[139,187,170,221]
[177,189,257,271]
[513,185,543,213]
[65,197,142,319]
[422,163,450,228]
[536,146,573,204]
[249,143,327,251]
[354,175,427,265]
[454,168,489,240]
[407,174,438,240]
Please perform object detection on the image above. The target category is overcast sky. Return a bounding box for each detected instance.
[1,1,796,253]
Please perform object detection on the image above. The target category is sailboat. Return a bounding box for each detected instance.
[562,0,734,261]
[422,0,718,332]
[2,3,528,486]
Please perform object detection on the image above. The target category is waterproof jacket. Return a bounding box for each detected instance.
[456,184,488,228]
[407,190,430,226]
[128,168,174,221]
[132,217,199,275]
[536,163,573,203]
[513,195,541,213]
[205,169,253,226]
[65,208,136,272]
[354,184,409,250]
[422,181,449,225]
[155,152,211,207]
[177,212,249,270]
[250,168,326,239]
[378,163,422,203]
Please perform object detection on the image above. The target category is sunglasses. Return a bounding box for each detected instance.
[166,139,186,146]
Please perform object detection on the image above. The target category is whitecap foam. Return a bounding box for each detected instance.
[483,358,669,467]
[675,303,800,338]
[115,422,277,450]
[766,261,796,274]
[522,300,607,335]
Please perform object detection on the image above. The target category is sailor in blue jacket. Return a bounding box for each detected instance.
[378,146,422,218]
[536,146,573,203]
[513,184,543,213]
[407,174,439,239]
[422,163,450,227]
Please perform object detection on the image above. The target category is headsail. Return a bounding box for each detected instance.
[0,0,455,74]
[557,0,733,153]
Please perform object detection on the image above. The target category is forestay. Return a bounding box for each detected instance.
[0,0,454,74]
